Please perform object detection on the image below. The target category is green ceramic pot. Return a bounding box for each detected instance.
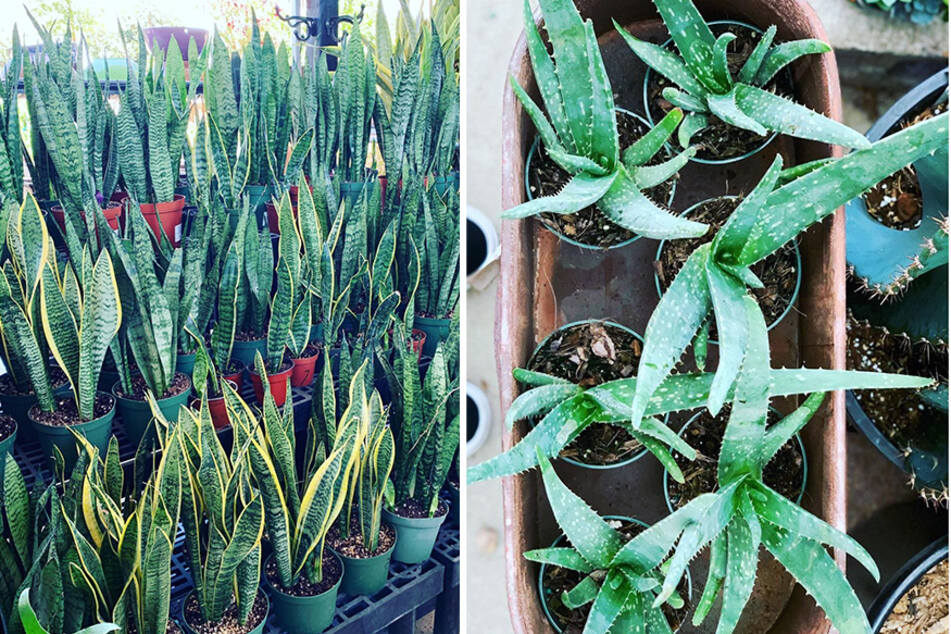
[179,590,269,634]
[177,351,197,375]
[112,374,192,447]
[413,314,451,358]
[29,393,115,465]
[382,506,448,564]
[266,554,343,634]
[331,530,395,596]
[231,338,268,368]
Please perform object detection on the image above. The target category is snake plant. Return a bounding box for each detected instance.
[617,0,871,151]
[414,186,459,320]
[176,396,265,626]
[527,449,687,632]
[334,24,377,183]
[502,0,706,242]
[335,362,395,553]
[231,359,356,591]
[384,342,460,517]
[0,28,24,207]
[16,590,117,634]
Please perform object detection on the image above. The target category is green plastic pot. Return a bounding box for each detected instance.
[99,366,121,392]
[231,338,268,368]
[432,172,460,197]
[177,351,197,375]
[29,393,115,465]
[245,184,273,223]
[112,375,192,447]
[0,390,39,443]
[382,506,448,564]
[0,421,16,481]
[413,314,451,358]
[266,554,342,634]
[180,590,269,634]
[445,484,459,528]
[331,530,396,596]
[309,322,324,345]
[340,180,375,207]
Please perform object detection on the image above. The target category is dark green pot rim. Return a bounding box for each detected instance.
[264,552,344,604]
[27,392,116,430]
[329,525,398,564]
[382,505,449,529]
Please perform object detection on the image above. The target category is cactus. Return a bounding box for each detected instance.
[502,0,707,241]
[617,0,871,151]
[855,0,948,23]
[525,449,687,632]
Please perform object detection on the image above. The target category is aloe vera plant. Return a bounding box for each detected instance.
[503,0,706,241]
[617,0,871,152]
[527,449,687,632]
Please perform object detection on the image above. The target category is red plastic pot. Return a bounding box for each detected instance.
[265,201,301,234]
[290,352,319,387]
[411,329,427,359]
[139,194,186,246]
[222,362,244,393]
[249,361,293,407]
[190,380,237,430]
[51,203,122,234]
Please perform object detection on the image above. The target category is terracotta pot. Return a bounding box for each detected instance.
[51,203,122,235]
[497,2,845,633]
[139,194,186,246]
[290,351,319,387]
[249,361,293,407]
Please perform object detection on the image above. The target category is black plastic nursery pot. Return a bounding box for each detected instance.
[112,374,192,446]
[382,506,449,565]
[28,393,115,465]
[179,590,270,634]
[265,554,343,634]
[331,532,397,597]
[866,538,948,633]
[414,314,451,358]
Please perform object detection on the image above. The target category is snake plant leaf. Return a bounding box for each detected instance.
[692,533,727,626]
[613,24,705,97]
[758,392,825,465]
[630,244,713,430]
[294,441,353,580]
[4,453,30,568]
[266,259,294,371]
[116,91,148,204]
[0,275,54,411]
[524,547,595,573]
[503,171,617,219]
[733,84,871,149]
[40,263,80,395]
[504,383,583,429]
[652,0,722,93]
[583,570,631,634]
[760,523,870,634]
[598,169,708,239]
[537,448,623,567]
[737,26,776,84]
[623,108,685,168]
[245,433,293,588]
[739,111,948,266]
[754,39,832,86]
[512,367,573,386]
[749,481,878,578]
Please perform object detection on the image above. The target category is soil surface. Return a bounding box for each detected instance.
[115,372,190,400]
[862,102,948,230]
[328,520,396,559]
[527,111,676,248]
[666,406,805,509]
[0,367,69,395]
[527,322,643,465]
[127,620,183,634]
[251,359,293,375]
[266,552,342,597]
[235,331,266,342]
[542,519,690,633]
[183,591,268,634]
[847,316,948,453]
[0,415,15,442]
[29,393,115,427]
[646,23,795,161]
[657,197,798,337]
[296,344,321,359]
[223,361,245,377]
[390,498,449,519]
[881,559,949,633]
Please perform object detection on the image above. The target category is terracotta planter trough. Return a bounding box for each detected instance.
[495,1,847,632]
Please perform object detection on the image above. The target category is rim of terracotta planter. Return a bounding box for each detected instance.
[523,108,679,250]
[537,515,693,633]
[642,19,780,165]
[653,195,803,340]
[526,318,660,469]
[498,2,845,632]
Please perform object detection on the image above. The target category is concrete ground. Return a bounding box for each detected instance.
[464,1,947,632]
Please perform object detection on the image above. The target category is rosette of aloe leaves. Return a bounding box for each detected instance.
[503,0,707,242]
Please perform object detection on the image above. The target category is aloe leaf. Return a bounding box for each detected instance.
[614,23,704,96]
[759,392,825,464]
[502,172,617,219]
[711,32,737,90]
[678,113,709,148]
[582,19,619,167]
[563,575,600,610]
[750,481,878,579]
[513,367,572,386]
[660,87,708,113]
[717,514,759,634]
[706,89,768,136]
[522,0,570,145]
[644,601,674,633]
[703,264,749,417]
[581,570,630,634]
[524,547,594,573]
[623,109,684,168]
[754,39,831,86]
[630,245,712,431]
[737,25,776,84]
[632,147,696,190]
[739,112,948,266]
[692,533,726,626]
[694,318,709,371]
[505,383,583,429]
[536,448,623,567]
[637,416,696,460]
[761,523,871,634]
[597,169,708,239]
[651,0,723,93]
[734,84,870,149]
[713,156,784,262]
[630,429,684,483]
